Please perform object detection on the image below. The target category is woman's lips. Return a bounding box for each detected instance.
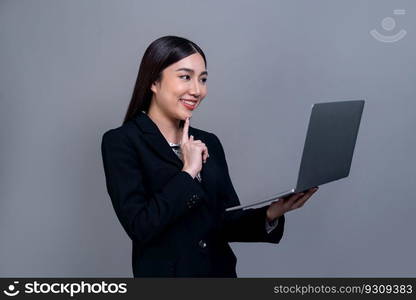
[180,99,197,110]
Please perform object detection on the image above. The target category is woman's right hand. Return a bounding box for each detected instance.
[181,117,209,178]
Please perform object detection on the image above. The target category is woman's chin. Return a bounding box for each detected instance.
[181,111,193,120]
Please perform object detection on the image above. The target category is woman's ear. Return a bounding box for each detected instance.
[150,76,161,94]
[150,81,158,94]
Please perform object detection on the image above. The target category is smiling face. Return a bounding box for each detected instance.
[149,53,208,123]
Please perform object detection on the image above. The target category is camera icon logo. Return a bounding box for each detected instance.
[370,9,407,43]
[3,281,20,297]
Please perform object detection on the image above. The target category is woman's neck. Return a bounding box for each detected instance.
[147,107,183,144]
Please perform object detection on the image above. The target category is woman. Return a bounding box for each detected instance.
[101,35,318,277]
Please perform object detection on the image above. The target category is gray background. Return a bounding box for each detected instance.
[1,0,415,277]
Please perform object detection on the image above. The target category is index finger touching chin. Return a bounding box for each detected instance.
[181,117,190,142]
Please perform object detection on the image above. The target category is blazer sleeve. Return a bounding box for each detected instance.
[101,128,207,247]
[210,133,285,244]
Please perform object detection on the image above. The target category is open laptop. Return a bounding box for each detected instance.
[226,100,365,211]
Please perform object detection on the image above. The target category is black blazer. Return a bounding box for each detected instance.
[101,111,285,277]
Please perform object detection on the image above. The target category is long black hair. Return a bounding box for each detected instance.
[123,35,207,128]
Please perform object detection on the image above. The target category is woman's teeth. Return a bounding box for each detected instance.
[181,99,196,106]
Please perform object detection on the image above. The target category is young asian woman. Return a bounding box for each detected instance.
[101,35,318,277]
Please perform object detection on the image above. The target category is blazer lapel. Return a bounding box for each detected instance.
[133,112,220,204]
[134,111,196,169]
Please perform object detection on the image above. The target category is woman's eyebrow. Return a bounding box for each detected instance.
[175,68,208,76]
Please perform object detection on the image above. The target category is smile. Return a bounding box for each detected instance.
[180,98,197,110]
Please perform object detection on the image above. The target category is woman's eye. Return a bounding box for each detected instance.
[179,75,207,83]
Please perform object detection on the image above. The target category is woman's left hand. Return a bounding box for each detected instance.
[266,187,319,222]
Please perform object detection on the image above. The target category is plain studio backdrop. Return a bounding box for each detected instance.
[1,0,415,277]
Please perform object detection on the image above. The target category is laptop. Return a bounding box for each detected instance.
[226,100,365,211]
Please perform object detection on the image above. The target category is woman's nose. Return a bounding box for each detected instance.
[189,79,201,97]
